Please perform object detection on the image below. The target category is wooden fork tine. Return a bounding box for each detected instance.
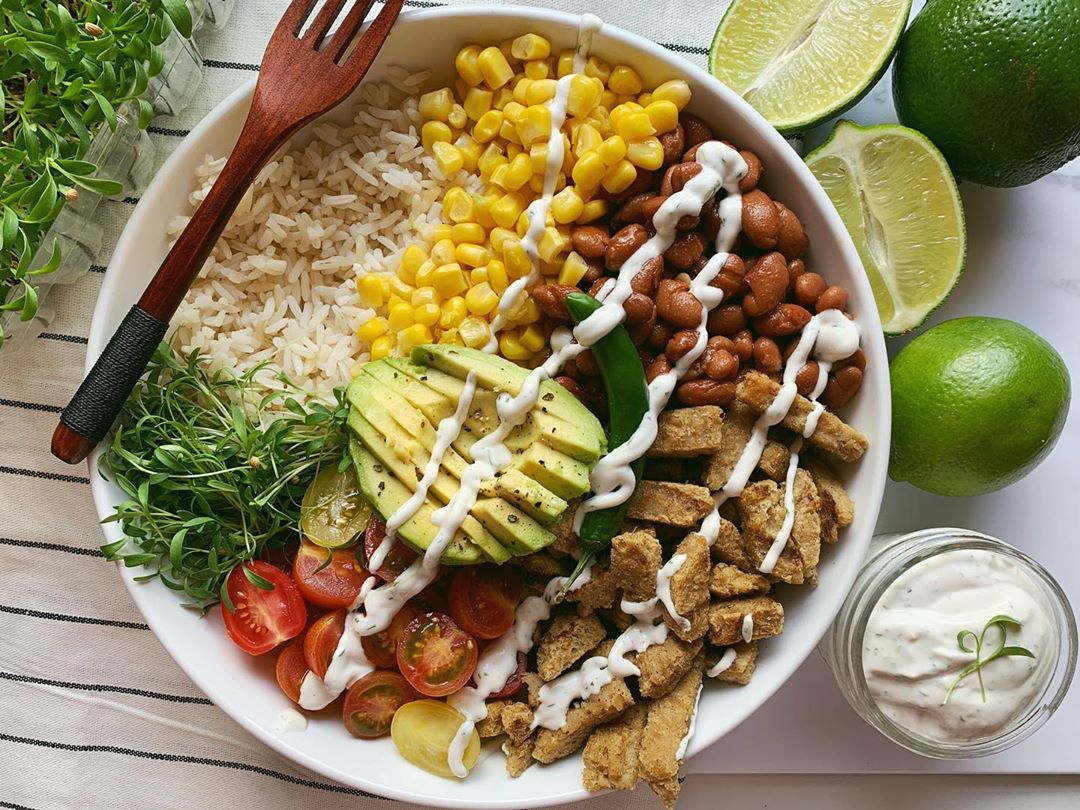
[325,0,380,61]
[339,0,405,74]
[276,0,318,37]
[303,0,350,46]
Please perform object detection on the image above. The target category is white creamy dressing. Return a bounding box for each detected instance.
[706,647,738,678]
[273,707,308,736]
[863,549,1057,744]
[676,683,704,759]
[740,613,754,644]
[656,553,690,632]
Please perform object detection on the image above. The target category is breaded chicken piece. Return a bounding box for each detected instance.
[550,507,581,557]
[627,481,714,528]
[702,400,756,490]
[564,560,618,610]
[736,371,868,462]
[708,596,784,646]
[649,406,724,458]
[516,551,568,577]
[537,610,606,681]
[709,562,770,599]
[501,702,535,744]
[708,516,753,571]
[664,533,711,642]
[476,700,509,738]
[737,479,805,584]
[610,529,661,601]
[639,656,704,809]
[757,439,791,481]
[635,634,704,697]
[790,469,823,581]
[504,734,536,777]
[582,703,647,791]
[806,457,854,544]
[522,673,543,709]
[532,678,635,763]
[708,642,758,685]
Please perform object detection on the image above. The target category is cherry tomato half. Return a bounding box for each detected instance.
[301,464,371,549]
[396,612,478,697]
[304,609,346,678]
[363,516,419,583]
[485,651,527,700]
[361,602,419,670]
[275,638,309,703]
[221,561,307,655]
[448,565,523,639]
[292,538,367,609]
[342,671,417,738]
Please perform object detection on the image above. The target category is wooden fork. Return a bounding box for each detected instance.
[52,0,405,464]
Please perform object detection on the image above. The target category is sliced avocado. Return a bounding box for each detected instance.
[350,440,483,565]
[363,359,456,425]
[480,469,567,526]
[471,497,555,554]
[516,442,593,500]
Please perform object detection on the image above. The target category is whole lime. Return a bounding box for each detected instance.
[890,317,1070,496]
[892,0,1080,187]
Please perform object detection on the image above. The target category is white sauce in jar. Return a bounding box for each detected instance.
[862,549,1058,744]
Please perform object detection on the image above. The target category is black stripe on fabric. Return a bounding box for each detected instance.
[0,398,63,414]
[0,466,90,485]
[120,196,141,205]
[0,734,385,800]
[0,672,212,706]
[1,802,40,810]
[660,42,709,55]
[148,125,191,138]
[203,58,260,71]
[0,536,102,557]
[37,331,88,345]
[0,605,149,631]
[89,263,107,273]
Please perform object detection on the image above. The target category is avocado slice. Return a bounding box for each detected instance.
[479,468,568,526]
[350,439,484,565]
[516,442,593,500]
[471,497,555,554]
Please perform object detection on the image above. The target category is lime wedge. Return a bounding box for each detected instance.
[709,0,912,133]
[805,121,966,334]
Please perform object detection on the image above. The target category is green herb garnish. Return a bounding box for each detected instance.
[942,614,1036,705]
[100,343,350,611]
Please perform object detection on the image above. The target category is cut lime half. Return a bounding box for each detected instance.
[709,0,912,133]
[805,121,966,334]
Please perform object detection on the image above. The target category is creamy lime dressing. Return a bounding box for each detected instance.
[740,613,754,644]
[273,707,308,736]
[676,683,704,759]
[706,647,738,678]
[863,549,1057,744]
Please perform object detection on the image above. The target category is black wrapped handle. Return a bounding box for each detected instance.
[52,305,168,463]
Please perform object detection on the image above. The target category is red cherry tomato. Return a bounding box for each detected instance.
[363,516,419,583]
[361,602,419,670]
[292,538,367,609]
[275,638,309,703]
[304,609,346,678]
[396,612,478,697]
[342,671,417,738]
[221,561,307,655]
[485,651,528,700]
[414,577,450,615]
[448,565,523,639]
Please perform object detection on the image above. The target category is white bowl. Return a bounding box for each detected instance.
[88,6,891,806]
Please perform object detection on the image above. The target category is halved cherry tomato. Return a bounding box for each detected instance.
[414,577,450,615]
[448,565,523,639]
[363,516,419,583]
[301,464,371,549]
[292,538,367,609]
[396,612,478,697]
[221,561,307,655]
[304,609,346,678]
[485,651,527,700]
[342,671,417,738]
[275,638,309,703]
[361,602,419,670]
[391,699,479,778]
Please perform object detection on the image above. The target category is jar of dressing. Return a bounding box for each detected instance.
[821,528,1076,758]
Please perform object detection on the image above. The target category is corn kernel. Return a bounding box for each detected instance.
[638,92,653,107]
[523,59,549,80]
[421,120,453,152]
[442,188,474,224]
[463,87,493,121]
[573,123,602,157]
[516,105,551,147]
[459,316,491,349]
[644,100,679,134]
[357,274,386,308]
[489,163,509,189]
[499,331,531,360]
[473,110,503,144]
[652,79,692,110]
[388,303,415,331]
[431,238,456,266]
[454,134,481,171]
[578,198,609,223]
[357,316,389,342]
[608,65,643,95]
[465,281,500,316]
[455,45,484,87]
[414,259,436,288]
[601,159,637,194]
[432,141,465,175]
[502,101,525,125]
[474,194,497,229]
[432,262,468,297]
[492,86,513,110]
[538,226,568,263]
[498,38,517,62]
[456,243,491,268]
[502,237,532,277]
[387,294,407,310]
[398,323,433,351]
[615,111,656,141]
[506,142,523,161]
[414,303,441,327]
[440,296,467,329]
[448,104,467,129]
[504,152,533,191]
[512,77,533,105]
[490,192,527,229]
[489,227,517,254]
[567,75,603,118]
[600,89,618,110]
[438,329,464,346]
[529,142,549,174]
[526,78,557,106]
[584,56,611,83]
[486,259,510,293]
[550,186,584,224]
[608,102,642,130]
[519,323,546,353]
[469,266,488,286]
[498,119,522,146]
[388,274,414,300]
[510,33,551,61]
[419,88,453,121]
[432,224,453,242]
[449,222,483,244]
[411,287,440,307]
[558,251,589,286]
[514,210,530,238]
[453,77,469,101]
[597,135,627,166]
[398,245,428,282]
[571,151,606,192]
[627,137,665,170]
[478,46,514,89]
[370,335,394,360]
[478,147,506,181]
[557,49,575,78]
[507,294,540,324]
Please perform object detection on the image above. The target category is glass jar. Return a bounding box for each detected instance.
[821,527,1076,758]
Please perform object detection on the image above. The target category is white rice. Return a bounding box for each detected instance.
[170,75,477,399]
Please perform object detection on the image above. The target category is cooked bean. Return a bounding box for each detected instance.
[738,150,762,192]
[732,329,754,362]
[775,202,809,259]
[753,303,813,336]
[680,113,714,147]
[752,337,782,374]
[741,189,780,249]
[742,251,789,317]
[816,286,848,312]
[605,224,649,271]
[587,276,610,298]
[665,329,699,361]
[576,348,600,376]
[676,379,735,406]
[555,376,589,407]
[793,272,827,307]
[623,292,656,326]
[655,278,703,329]
[706,348,739,380]
[710,253,747,298]
[787,258,806,285]
[613,193,655,227]
[631,255,664,296]
[629,308,657,346]
[647,321,675,351]
[660,161,702,196]
[821,366,863,410]
[571,226,609,259]
[530,283,577,320]
[645,354,672,383]
[664,231,705,271]
[707,303,748,336]
[659,124,685,165]
[795,361,821,396]
[581,263,605,288]
[833,348,867,372]
[707,335,735,353]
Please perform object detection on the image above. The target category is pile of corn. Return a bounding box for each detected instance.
[357,32,692,364]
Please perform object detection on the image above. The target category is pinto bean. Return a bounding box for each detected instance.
[795,361,821,396]
[794,272,827,307]
[588,276,611,298]
[775,202,808,259]
[816,286,848,312]
[710,253,748,298]
[680,113,714,148]
[752,337,782,374]
[530,284,577,320]
[613,193,655,227]
[647,320,675,351]
[571,226,609,259]
[821,366,863,410]
[631,255,664,296]
[659,124,685,165]
[629,307,657,346]
[732,330,754,362]
[576,348,600,377]
[664,231,705,271]
[605,224,649,271]
[665,329,699,361]
[833,348,866,372]
[659,161,703,196]
[646,354,672,384]
[753,303,813,337]
[738,150,762,192]
[741,189,780,250]
[655,278,703,329]
[787,258,806,285]
[555,376,588,407]
[706,348,739,380]
[623,292,656,326]
[581,262,605,288]
[677,379,735,407]
[707,303,748,336]
[741,251,790,317]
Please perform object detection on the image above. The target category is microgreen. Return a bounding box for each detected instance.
[1,1,193,349]
[942,614,1036,705]
[100,343,351,612]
